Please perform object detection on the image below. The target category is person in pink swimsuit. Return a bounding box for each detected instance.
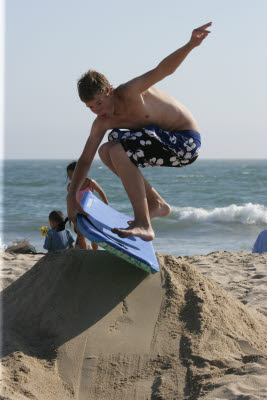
[67,161,108,250]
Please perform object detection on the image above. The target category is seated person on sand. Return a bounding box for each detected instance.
[43,210,75,253]
[66,161,108,250]
[252,230,267,254]
[67,23,212,241]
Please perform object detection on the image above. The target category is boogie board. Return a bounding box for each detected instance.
[77,192,159,273]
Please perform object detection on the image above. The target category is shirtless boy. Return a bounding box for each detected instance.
[67,22,212,241]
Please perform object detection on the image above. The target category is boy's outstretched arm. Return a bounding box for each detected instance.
[67,118,107,223]
[125,22,212,93]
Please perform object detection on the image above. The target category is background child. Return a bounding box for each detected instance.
[66,161,108,250]
[43,210,75,252]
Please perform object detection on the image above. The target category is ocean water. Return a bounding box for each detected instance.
[1,159,267,256]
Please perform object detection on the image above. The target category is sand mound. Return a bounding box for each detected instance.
[1,249,267,399]
[185,250,267,319]
[0,251,43,290]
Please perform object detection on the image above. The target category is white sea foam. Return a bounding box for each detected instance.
[172,203,267,224]
[175,174,205,179]
[0,236,7,250]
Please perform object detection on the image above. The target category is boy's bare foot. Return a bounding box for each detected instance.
[128,201,171,225]
[111,224,155,241]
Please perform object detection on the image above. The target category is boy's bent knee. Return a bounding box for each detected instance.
[109,142,124,158]
[98,142,111,160]
[98,141,119,158]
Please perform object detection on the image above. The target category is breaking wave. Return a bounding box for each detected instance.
[171,203,267,225]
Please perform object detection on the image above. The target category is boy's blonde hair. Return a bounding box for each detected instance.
[77,70,111,102]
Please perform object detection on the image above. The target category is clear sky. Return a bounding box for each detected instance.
[3,0,267,159]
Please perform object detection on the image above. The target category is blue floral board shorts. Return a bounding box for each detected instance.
[108,124,201,168]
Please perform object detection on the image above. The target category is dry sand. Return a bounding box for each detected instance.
[1,249,267,400]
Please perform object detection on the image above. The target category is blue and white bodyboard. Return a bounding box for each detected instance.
[77,192,159,274]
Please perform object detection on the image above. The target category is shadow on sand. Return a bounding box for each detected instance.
[1,249,148,359]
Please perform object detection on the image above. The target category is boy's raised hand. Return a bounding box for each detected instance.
[189,22,212,47]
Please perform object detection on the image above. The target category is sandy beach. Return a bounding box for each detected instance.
[1,249,267,400]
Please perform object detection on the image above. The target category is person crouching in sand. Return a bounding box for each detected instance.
[67,23,212,241]
[43,210,75,252]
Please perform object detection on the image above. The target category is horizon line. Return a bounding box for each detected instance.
[1,157,267,161]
